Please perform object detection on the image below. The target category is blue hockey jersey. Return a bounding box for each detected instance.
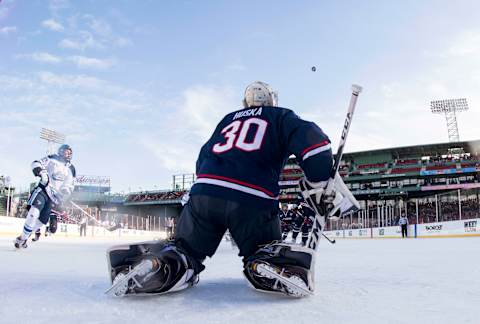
[190,106,333,207]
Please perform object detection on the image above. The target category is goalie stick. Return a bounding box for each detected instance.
[305,84,362,251]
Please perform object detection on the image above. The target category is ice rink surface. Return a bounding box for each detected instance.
[1,236,478,324]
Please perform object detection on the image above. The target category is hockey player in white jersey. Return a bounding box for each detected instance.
[14,144,76,249]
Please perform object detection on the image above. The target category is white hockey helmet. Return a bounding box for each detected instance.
[243,81,278,108]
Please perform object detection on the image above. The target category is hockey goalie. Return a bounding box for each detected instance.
[106,81,360,298]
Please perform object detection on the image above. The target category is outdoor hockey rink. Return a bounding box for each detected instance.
[1,237,478,324]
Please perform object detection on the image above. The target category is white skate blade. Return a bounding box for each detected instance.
[256,263,312,297]
[105,259,155,296]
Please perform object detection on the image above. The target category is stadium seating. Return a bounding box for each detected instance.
[395,159,419,165]
[390,167,422,174]
[425,165,456,171]
[357,162,387,169]
[126,190,186,203]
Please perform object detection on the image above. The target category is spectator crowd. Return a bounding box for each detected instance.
[126,190,186,203]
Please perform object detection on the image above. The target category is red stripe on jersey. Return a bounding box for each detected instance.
[196,174,275,197]
[301,140,330,157]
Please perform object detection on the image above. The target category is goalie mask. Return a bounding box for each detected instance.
[58,144,73,162]
[243,81,278,108]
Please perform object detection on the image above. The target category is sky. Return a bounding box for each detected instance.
[1,0,480,193]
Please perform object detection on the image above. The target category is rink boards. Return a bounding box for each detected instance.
[324,218,480,239]
[0,216,166,240]
[2,215,479,241]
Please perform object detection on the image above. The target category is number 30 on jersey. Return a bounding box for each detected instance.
[212,118,268,153]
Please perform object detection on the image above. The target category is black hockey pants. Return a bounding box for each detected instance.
[175,194,281,272]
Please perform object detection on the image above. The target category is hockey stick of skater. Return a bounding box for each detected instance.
[51,209,93,228]
[307,84,362,251]
[70,201,109,228]
[70,201,123,231]
[50,209,79,223]
[322,233,336,244]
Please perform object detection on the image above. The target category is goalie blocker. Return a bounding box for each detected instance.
[300,172,360,221]
[299,172,360,250]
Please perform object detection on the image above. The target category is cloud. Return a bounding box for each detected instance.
[14,52,115,69]
[42,19,64,32]
[35,53,62,64]
[445,31,480,57]
[59,31,104,50]
[0,26,16,35]
[0,70,157,190]
[0,71,150,138]
[68,55,115,69]
[83,14,112,37]
[139,137,194,171]
[37,71,108,90]
[175,85,236,141]
[16,52,62,64]
[59,38,83,49]
[303,29,480,154]
[138,85,236,173]
[0,74,36,91]
[57,15,132,51]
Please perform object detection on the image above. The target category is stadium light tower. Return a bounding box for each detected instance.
[430,98,469,143]
[40,128,66,155]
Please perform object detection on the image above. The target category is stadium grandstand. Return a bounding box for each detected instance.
[0,175,15,217]
[9,175,190,234]
[280,139,480,230]
[7,141,479,234]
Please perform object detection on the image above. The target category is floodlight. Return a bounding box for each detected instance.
[430,98,469,142]
[39,128,66,154]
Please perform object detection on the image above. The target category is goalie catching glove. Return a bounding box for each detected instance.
[299,172,360,220]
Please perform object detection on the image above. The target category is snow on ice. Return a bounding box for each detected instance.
[0,237,478,324]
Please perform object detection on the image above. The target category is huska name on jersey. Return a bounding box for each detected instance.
[233,107,263,120]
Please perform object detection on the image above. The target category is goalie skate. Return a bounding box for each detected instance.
[106,240,199,297]
[105,257,160,296]
[253,261,312,297]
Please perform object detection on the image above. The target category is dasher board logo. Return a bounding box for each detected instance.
[464,220,477,233]
[379,228,385,236]
[425,225,443,232]
[359,229,368,236]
